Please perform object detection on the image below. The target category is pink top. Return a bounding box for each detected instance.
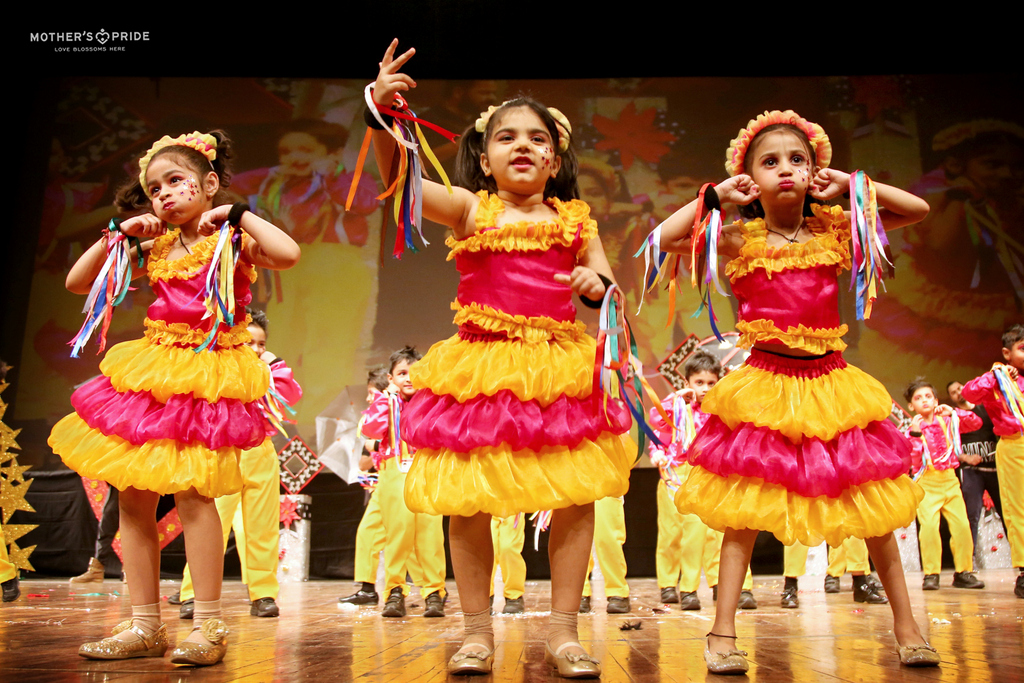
[909,408,982,472]
[962,370,1024,437]
[361,389,413,466]
[264,359,302,436]
[649,392,709,466]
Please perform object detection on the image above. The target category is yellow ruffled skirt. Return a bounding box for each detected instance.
[402,332,633,517]
[48,337,269,499]
[674,349,922,546]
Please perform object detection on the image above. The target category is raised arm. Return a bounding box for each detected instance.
[658,175,756,258]
[810,168,930,231]
[371,39,478,234]
[65,215,162,294]
[198,206,301,270]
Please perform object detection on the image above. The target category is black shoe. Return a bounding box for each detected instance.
[711,585,717,602]
[381,587,406,617]
[1,577,19,603]
[679,591,701,610]
[579,596,591,613]
[1016,573,1024,599]
[502,596,525,614]
[823,575,840,593]
[660,587,680,604]
[606,596,631,614]
[952,571,985,589]
[865,574,885,592]
[250,597,280,617]
[853,581,888,604]
[780,585,799,608]
[338,588,379,605]
[922,574,940,591]
[738,590,758,609]
[179,599,194,619]
[423,591,445,618]
[167,590,183,605]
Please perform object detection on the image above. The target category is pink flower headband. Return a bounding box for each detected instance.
[475,101,572,152]
[138,131,218,187]
[725,110,831,177]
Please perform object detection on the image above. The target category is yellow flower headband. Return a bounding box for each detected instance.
[725,110,831,177]
[475,101,572,152]
[932,119,1024,152]
[138,131,218,187]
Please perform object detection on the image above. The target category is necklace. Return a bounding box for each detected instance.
[178,231,195,254]
[766,224,803,244]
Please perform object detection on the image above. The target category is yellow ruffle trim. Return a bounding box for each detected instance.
[410,334,596,405]
[675,467,924,547]
[452,300,587,343]
[143,315,253,350]
[403,432,632,517]
[701,359,891,443]
[49,414,243,498]
[148,229,257,284]
[448,192,597,259]
[726,205,851,281]
[735,319,848,355]
[885,257,1015,332]
[101,338,269,404]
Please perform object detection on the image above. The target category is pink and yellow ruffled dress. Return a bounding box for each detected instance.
[674,205,924,546]
[402,192,633,518]
[48,230,269,499]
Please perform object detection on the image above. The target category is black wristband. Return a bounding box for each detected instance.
[579,273,615,309]
[228,202,249,227]
[364,104,395,130]
[909,430,923,438]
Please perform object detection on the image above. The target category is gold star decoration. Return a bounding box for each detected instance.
[6,540,36,573]
[1,477,34,524]
[0,461,31,485]
[3,524,36,546]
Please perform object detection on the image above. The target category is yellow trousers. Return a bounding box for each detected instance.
[353,489,386,584]
[182,439,280,601]
[827,538,869,575]
[661,476,752,592]
[996,436,1024,567]
[917,467,974,575]
[0,523,16,584]
[490,516,526,599]
[584,496,629,598]
[380,460,445,596]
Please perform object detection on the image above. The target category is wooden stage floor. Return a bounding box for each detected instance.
[1,570,1020,682]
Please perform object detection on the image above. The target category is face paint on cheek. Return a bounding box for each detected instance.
[185,176,199,200]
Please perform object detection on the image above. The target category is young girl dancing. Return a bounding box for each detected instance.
[48,130,299,666]
[368,40,632,677]
[650,111,936,673]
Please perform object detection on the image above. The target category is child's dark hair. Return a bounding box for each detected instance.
[737,123,824,220]
[389,345,422,372]
[114,129,234,212]
[683,350,722,381]
[903,377,935,403]
[454,96,579,201]
[367,365,389,392]
[1002,323,1024,350]
[246,306,268,333]
[283,119,350,153]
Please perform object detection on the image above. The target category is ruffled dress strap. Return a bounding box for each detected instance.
[148,229,257,285]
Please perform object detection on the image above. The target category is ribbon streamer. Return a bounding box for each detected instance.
[69,223,142,357]
[530,510,553,552]
[848,170,894,320]
[992,363,1024,435]
[195,222,242,353]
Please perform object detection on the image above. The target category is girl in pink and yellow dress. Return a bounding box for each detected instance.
[653,111,938,674]
[48,130,299,667]
[368,41,631,677]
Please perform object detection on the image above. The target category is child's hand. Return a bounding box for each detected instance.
[260,350,276,365]
[198,205,232,235]
[1004,365,1020,381]
[119,214,166,238]
[809,168,851,201]
[374,39,416,108]
[716,175,761,206]
[910,414,924,432]
[649,451,668,468]
[936,404,953,418]
[680,387,696,404]
[555,266,606,301]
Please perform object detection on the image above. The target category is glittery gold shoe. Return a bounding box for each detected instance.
[898,642,940,667]
[447,644,494,675]
[544,642,601,679]
[169,618,228,667]
[703,633,749,675]
[78,619,169,660]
